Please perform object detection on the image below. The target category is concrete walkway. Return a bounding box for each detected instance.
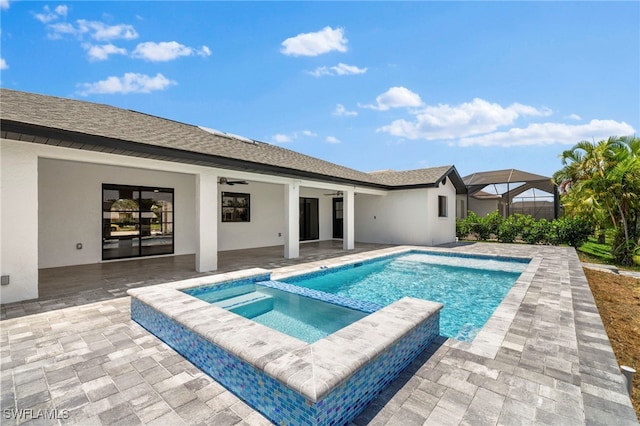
[582,262,640,279]
[1,243,637,425]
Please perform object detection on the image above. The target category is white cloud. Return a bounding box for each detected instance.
[0,58,8,70]
[326,136,341,144]
[333,104,358,117]
[281,26,347,57]
[272,133,293,143]
[362,86,423,111]
[272,130,318,143]
[76,72,176,96]
[55,5,68,16]
[199,45,212,57]
[377,98,552,139]
[457,120,636,147]
[46,22,77,39]
[309,62,367,77]
[0,0,9,10]
[132,41,211,62]
[79,20,138,41]
[34,5,60,23]
[308,67,332,77]
[46,19,138,41]
[36,5,67,23]
[84,43,127,61]
[566,113,582,121]
[509,103,553,117]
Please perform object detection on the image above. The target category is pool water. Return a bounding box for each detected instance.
[284,252,528,341]
[190,284,368,343]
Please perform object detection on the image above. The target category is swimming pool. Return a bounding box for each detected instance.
[283,251,529,341]
[185,283,368,343]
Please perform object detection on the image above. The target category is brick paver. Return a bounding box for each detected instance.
[1,243,638,425]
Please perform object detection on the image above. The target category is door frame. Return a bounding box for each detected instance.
[332,197,343,239]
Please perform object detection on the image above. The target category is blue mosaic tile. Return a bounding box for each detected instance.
[408,249,531,264]
[182,274,271,297]
[131,297,439,426]
[281,249,530,286]
[257,280,383,314]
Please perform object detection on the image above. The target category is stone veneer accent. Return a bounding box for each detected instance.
[128,268,442,425]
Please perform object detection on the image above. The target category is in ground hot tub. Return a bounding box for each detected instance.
[184,281,369,343]
[129,268,442,426]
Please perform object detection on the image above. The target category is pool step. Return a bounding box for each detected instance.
[212,292,274,319]
[197,284,254,304]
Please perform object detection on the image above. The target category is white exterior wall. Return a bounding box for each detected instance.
[218,181,285,251]
[355,189,429,245]
[355,180,457,246]
[425,179,457,246]
[1,141,39,304]
[468,197,500,217]
[38,158,197,268]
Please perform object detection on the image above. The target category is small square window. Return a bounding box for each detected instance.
[222,192,250,222]
[438,195,448,217]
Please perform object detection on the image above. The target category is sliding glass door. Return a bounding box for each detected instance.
[102,184,174,260]
[299,197,319,241]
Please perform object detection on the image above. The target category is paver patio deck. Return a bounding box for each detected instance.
[1,242,638,425]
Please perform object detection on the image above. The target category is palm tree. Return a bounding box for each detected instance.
[553,136,639,264]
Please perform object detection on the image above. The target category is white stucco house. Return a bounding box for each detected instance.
[0,89,466,304]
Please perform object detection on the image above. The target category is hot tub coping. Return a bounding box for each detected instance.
[128,268,442,402]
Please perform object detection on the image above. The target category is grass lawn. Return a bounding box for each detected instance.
[585,267,640,419]
[578,236,640,271]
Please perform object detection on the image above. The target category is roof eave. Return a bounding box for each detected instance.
[1,119,392,190]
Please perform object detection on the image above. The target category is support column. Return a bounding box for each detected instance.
[343,189,355,250]
[195,172,218,272]
[284,181,300,258]
[0,141,39,304]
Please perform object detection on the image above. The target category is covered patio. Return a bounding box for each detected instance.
[1,241,392,320]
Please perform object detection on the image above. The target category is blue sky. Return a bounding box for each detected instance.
[1,1,638,179]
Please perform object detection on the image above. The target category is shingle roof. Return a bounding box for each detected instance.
[0,89,463,191]
[368,167,453,186]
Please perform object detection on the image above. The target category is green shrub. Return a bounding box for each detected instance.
[457,211,593,248]
[612,230,639,265]
[484,211,504,237]
[456,217,471,239]
[469,211,492,241]
[497,215,520,243]
[555,216,593,248]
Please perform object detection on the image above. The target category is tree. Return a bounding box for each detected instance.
[553,136,640,265]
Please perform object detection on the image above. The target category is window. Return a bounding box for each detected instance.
[102,184,174,260]
[438,195,448,217]
[222,192,250,222]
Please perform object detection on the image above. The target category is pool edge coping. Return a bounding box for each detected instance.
[127,267,443,402]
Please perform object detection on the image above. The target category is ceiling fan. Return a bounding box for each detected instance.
[323,191,344,196]
[219,177,248,186]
